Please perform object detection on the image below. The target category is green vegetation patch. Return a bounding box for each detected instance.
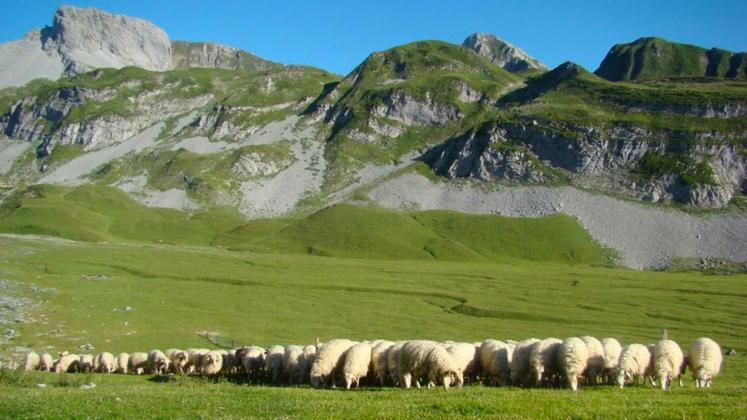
[634,151,717,187]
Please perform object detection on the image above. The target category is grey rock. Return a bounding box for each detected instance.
[463,33,548,72]
[422,120,746,208]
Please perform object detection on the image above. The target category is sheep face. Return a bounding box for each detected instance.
[310,373,325,389]
[616,370,629,388]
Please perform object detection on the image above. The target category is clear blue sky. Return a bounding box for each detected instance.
[1,0,746,75]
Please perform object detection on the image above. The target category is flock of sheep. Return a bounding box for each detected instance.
[18,334,722,391]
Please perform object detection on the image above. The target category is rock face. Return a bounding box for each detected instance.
[46,6,172,75]
[463,33,547,72]
[595,37,747,81]
[170,41,279,72]
[423,120,746,208]
[0,6,279,89]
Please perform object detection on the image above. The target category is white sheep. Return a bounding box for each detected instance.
[580,336,604,385]
[687,337,722,388]
[386,341,406,387]
[148,350,170,375]
[615,344,651,388]
[22,351,40,371]
[600,338,622,384]
[558,337,589,391]
[488,341,516,387]
[653,339,683,390]
[116,352,129,374]
[39,353,53,372]
[185,348,210,374]
[79,354,94,373]
[529,338,563,387]
[55,353,80,373]
[343,342,372,389]
[479,340,504,384]
[95,352,115,373]
[221,349,238,375]
[445,342,479,387]
[310,339,355,388]
[128,352,148,375]
[370,340,394,386]
[510,338,541,387]
[284,345,306,384]
[398,340,461,390]
[165,349,189,374]
[239,346,266,381]
[265,345,285,384]
[199,351,223,376]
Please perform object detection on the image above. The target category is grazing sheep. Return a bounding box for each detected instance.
[343,342,372,389]
[310,339,356,389]
[200,351,224,376]
[165,349,190,374]
[616,344,651,388]
[600,338,622,384]
[370,340,394,386]
[580,336,604,385]
[265,345,285,384]
[687,337,722,388]
[116,352,129,374]
[221,350,238,375]
[479,340,505,385]
[558,337,589,391]
[55,353,81,373]
[79,354,94,373]
[284,345,306,384]
[39,353,53,372]
[128,352,148,375]
[445,342,479,387]
[22,351,40,371]
[653,339,684,390]
[529,338,563,387]
[239,346,266,381]
[510,338,541,387]
[185,348,210,374]
[386,341,406,387]
[488,341,516,387]
[398,340,461,390]
[95,352,115,373]
[148,350,171,375]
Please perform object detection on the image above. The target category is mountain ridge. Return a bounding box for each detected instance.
[0,5,282,89]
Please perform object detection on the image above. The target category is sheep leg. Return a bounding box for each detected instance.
[402,373,412,389]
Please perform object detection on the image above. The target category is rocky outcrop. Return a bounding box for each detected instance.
[46,6,172,75]
[0,84,211,155]
[463,33,547,72]
[372,90,461,126]
[231,150,293,179]
[170,41,279,72]
[423,120,746,208]
[0,6,279,89]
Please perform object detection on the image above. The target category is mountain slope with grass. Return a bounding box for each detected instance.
[595,37,747,81]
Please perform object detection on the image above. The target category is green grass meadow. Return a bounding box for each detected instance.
[0,185,745,418]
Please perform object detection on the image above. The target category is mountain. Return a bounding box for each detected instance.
[595,37,747,81]
[304,40,521,190]
[170,41,280,72]
[0,6,280,89]
[462,33,547,72]
[0,7,745,268]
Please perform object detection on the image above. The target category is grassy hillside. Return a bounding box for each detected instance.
[0,185,610,265]
[0,234,745,418]
[500,62,747,134]
[595,37,747,81]
[217,204,611,264]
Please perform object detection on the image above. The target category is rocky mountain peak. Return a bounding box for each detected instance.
[463,33,548,72]
[44,5,172,75]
